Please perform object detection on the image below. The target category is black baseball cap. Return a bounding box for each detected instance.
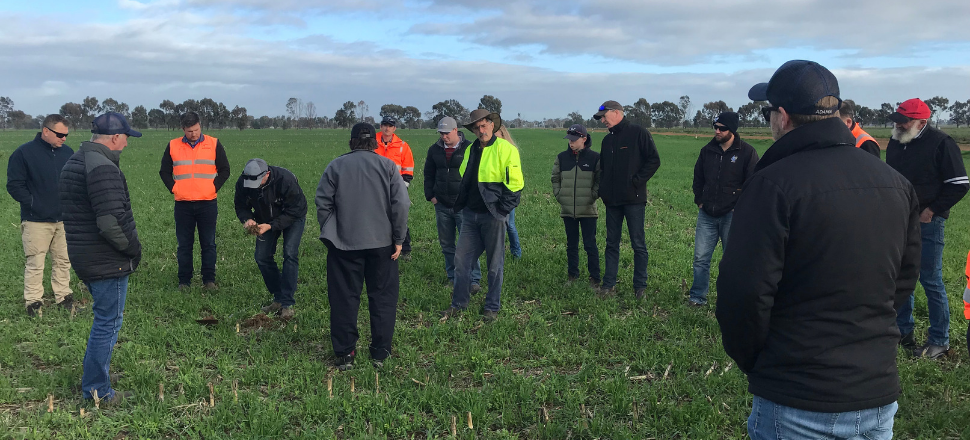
[564,124,588,141]
[748,60,841,116]
[91,112,142,137]
[380,116,397,126]
[593,101,623,120]
[351,122,375,140]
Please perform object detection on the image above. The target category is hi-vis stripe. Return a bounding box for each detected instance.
[174,173,217,180]
[944,176,970,185]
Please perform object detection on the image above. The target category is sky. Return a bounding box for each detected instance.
[2,0,969,120]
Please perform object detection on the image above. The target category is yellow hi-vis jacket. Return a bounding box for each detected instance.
[456,136,524,220]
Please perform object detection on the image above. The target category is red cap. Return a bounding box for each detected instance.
[889,98,931,123]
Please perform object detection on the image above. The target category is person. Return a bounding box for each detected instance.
[423,116,482,291]
[964,250,970,358]
[376,116,415,259]
[440,109,524,322]
[839,101,880,157]
[6,114,75,316]
[716,60,921,440]
[159,112,231,290]
[594,100,661,299]
[59,112,143,405]
[316,123,409,370]
[551,124,601,288]
[495,125,523,259]
[234,158,307,320]
[688,112,759,306]
[886,98,969,359]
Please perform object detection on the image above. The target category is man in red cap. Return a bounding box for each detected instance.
[886,98,969,360]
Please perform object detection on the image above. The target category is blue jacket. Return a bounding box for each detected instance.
[6,133,74,222]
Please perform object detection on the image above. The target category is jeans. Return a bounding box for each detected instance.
[563,217,600,281]
[507,208,521,258]
[689,209,733,304]
[452,210,506,312]
[82,275,129,400]
[748,396,896,440]
[896,216,949,346]
[174,200,218,284]
[434,203,481,285]
[255,218,304,307]
[603,203,648,290]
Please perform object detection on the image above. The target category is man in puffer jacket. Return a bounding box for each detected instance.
[551,124,601,289]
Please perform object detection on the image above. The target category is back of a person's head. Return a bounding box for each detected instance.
[349,138,377,151]
[790,96,841,127]
[495,126,517,147]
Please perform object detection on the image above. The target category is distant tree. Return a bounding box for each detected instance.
[624,98,651,128]
[924,96,950,127]
[0,96,14,130]
[159,100,178,130]
[431,99,468,126]
[231,106,249,130]
[148,108,166,129]
[678,95,692,126]
[59,102,84,129]
[650,101,682,128]
[102,98,130,119]
[700,101,733,124]
[357,100,369,122]
[303,102,316,128]
[286,98,299,121]
[565,112,584,127]
[131,105,149,129]
[403,106,421,129]
[692,110,709,128]
[856,106,876,126]
[737,100,768,127]
[478,95,502,114]
[878,103,895,127]
[380,104,407,123]
[82,96,101,124]
[950,99,969,128]
[7,110,37,129]
[334,101,357,128]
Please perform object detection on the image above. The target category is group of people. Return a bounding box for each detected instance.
[7,58,970,439]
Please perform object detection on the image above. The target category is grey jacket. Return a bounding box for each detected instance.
[315,150,410,251]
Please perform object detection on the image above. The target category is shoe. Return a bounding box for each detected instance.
[589,278,601,290]
[567,275,578,283]
[400,251,411,261]
[103,390,133,407]
[634,288,646,300]
[26,301,42,318]
[597,286,616,298]
[202,282,218,291]
[483,311,498,322]
[439,307,463,319]
[178,283,191,291]
[470,284,482,294]
[58,297,75,310]
[372,358,385,369]
[278,306,295,320]
[913,344,949,360]
[261,302,283,315]
[335,351,355,371]
[899,332,917,351]
[688,299,706,307]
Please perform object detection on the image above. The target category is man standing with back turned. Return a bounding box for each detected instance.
[716,60,921,440]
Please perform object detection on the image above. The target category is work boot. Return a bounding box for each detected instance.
[261,302,283,315]
[470,284,482,294]
[439,307,463,319]
[279,306,295,320]
[334,351,355,371]
[178,283,191,291]
[913,344,949,360]
[483,311,499,322]
[597,286,616,298]
[589,278,601,290]
[58,297,75,310]
[202,282,219,291]
[634,288,646,300]
[898,332,917,351]
[26,301,42,318]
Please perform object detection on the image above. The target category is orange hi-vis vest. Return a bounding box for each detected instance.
[851,123,878,150]
[169,135,219,201]
[963,249,970,320]
[376,133,415,177]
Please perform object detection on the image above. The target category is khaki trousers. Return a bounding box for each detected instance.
[21,221,73,305]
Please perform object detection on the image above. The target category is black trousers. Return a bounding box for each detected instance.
[326,243,399,361]
[563,217,600,282]
[402,228,412,253]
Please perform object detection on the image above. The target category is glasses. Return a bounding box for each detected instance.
[566,130,585,138]
[45,126,68,138]
[713,125,730,132]
[761,106,780,122]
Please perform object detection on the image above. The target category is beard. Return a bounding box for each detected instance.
[892,123,922,144]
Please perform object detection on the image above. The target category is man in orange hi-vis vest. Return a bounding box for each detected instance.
[964,250,970,357]
[159,112,231,291]
[376,116,415,259]
[838,101,880,158]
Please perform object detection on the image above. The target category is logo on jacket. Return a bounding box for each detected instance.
[582,163,590,168]
[730,155,738,163]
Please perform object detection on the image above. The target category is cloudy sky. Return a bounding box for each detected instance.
[2,0,969,120]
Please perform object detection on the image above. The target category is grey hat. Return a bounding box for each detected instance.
[242,158,269,188]
[463,109,502,131]
[437,116,458,133]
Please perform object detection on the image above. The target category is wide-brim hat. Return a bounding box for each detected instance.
[463,109,502,131]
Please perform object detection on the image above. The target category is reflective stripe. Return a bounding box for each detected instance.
[195,159,216,165]
[173,174,192,180]
[963,287,970,304]
[173,160,193,166]
[944,176,970,184]
[402,167,414,172]
[194,173,217,179]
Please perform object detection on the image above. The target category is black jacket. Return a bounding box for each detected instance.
[59,142,142,281]
[716,117,921,413]
[886,124,969,219]
[423,132,472,208]
[6,133,74,222]
[692,135,759,217]
[234,166,307,231]
[599,119,661,206]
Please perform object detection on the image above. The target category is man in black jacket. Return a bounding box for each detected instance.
[7,114,75,316]
[886,98,969,359]
[59,112,143,405]
[716,61,920,439]
[688,112,758,306]
[594,100,661,299]
[234,158,307,320]
[423,116,481,289]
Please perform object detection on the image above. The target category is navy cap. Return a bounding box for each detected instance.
[380,116,397,126]
[91,112,142,137]
[748,60,841,116]
[351,122,375,140]
[564,124,588,141]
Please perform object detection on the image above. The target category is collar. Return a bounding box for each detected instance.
[755,117,855,172]
[476,135,498,149]
[34,132,54,148]
[915,123,928,140]
[79,141,122,166]
[380,132,397,145]
[182,133,205,148]
[608,118,629,134]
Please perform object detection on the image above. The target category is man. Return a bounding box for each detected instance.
[7,114,75,316]
[594,100,661,299]
[688,112,758,306]
[316,123,409,370]
[59,112,143,405]
[839,101,880,157]
[440,109,524,322]
[551,124,601,288]
[234,158,307,320]
[159,112,230,290]
[376,116,415,259]
[423,116,482,291]
[716,60,921,440]
[964,250,970,358]
[886,98,969,359]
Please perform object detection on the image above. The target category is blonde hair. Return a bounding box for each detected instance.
[790,96,841,127]
[494,125,518,147]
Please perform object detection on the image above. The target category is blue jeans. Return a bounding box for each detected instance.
[255,218,304,307]
[896,216,949,346]
[434,203,481,285]
[689,209,732,304]
[748,396,896,440]
[452,210,506,312]
[82,275,129,400]
[603,203,648,290]
[507,208,521,258]
[174,200,218,284]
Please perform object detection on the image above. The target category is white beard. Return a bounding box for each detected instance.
[892,123,922,144]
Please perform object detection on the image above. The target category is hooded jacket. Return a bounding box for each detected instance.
[376,132,415,183]
[423,132,472,208]
[234,165,307,231]
[692,134,759,217]
[599,118,661,206]
[552,140,601,218]
[6,132,74,222]
[716,117,921,413]
[453,135,524,220]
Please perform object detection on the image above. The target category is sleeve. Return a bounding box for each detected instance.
[401,141,415,182]
[592,156,601,200]
[715,175,788,373]
[271,174,308,232]
[505,144,525,193]
[742,146,760,184]
[692,152,704,205]
[632,129,661,185]
[895,188,922,311]
[860,140,881,158]
[233,177,253,224]
[388,166,410,245]
[928,137,969,215]
[5,149,32,205]
[315,168,336,240]
[551,155,562,196]
[89,165,140,258]
[159,145,175,193]
[423,147,436,201]
[213,140,231,192]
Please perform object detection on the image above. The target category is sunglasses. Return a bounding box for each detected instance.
[713,125,730,132]
[761,106,780,122]
[45,126,68,139]
[566,130,585,138]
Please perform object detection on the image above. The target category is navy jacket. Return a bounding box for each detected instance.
[6,133,74,222]
[234,166,307,232]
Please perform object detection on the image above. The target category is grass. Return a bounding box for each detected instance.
[0,127,969,439]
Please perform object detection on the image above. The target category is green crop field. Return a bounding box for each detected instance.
[1,127,969,438]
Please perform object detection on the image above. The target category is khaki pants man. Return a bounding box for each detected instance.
[21,221,73,305]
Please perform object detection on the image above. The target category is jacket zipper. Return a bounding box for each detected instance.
[573,152,579,215]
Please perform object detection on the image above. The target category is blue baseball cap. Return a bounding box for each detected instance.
[748,60,841,116]
[91,112,142,137]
